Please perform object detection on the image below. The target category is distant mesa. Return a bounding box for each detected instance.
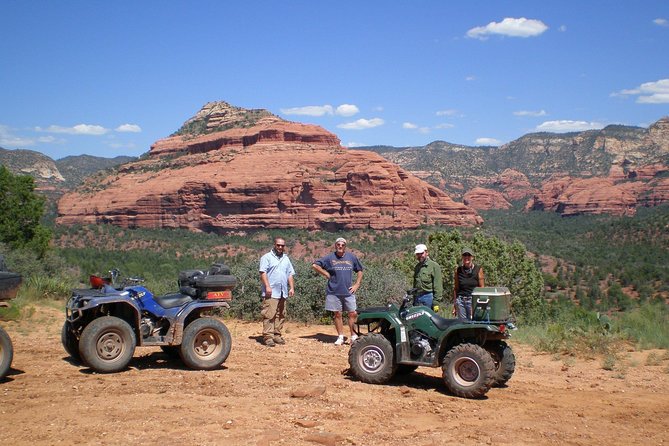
[56,101,483,231]
[364,116,669,216]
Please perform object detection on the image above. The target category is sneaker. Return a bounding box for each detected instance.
[334,335,345,345]
[273,336,286,345]
[263,338,275,347]
[350,334,359,343]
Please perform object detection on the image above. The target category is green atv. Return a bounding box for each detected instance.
[348,287,516,398]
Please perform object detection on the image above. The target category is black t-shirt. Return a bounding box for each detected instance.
[456,265,480,297]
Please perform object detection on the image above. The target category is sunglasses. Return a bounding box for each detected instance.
[275,244,285,247]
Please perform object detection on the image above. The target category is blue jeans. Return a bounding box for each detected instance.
[456,295,472,319]
[414,292,434,308]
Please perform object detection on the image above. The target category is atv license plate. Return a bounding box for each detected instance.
[206,290,232,300]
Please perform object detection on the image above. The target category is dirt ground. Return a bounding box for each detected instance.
[1,306,668,446]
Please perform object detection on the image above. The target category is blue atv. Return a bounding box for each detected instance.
[62,262,236,373]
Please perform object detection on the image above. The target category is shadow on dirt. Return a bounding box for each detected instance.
[298,333,340,343]
[342,369,490,400]
[73,351,229,374]
[1,367,24,382]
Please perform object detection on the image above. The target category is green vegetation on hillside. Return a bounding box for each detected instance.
[0,166,51,256]
[480,204,669,310]
[3,202,668,356]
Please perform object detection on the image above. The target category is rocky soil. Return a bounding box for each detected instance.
[1,306,668,446]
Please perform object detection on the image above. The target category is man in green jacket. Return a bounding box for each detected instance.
[412,244,443,309]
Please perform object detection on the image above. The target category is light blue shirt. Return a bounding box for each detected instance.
[259,250,295,298]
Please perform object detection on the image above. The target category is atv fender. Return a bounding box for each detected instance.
[437,322,509,359]
[66,291,142,326]
[169,300,231,345]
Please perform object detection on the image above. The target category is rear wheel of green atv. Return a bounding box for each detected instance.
[0,326,13,380]
[348,333,396,384]
[79,316,136,373]
[442,343,495,398]
[61,321,81,363]
[179,318,232,370]
[484,341,515,387]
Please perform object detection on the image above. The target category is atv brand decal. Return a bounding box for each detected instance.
[405,311,426,320]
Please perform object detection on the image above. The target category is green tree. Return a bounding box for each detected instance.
[0,165,51,255]
[403,230,545,320]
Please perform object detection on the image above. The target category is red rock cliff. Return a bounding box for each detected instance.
[57,102,482,231]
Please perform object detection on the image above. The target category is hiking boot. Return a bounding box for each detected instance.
[273,336,286,345]
[263,338,276,347]
[334,335,345,345]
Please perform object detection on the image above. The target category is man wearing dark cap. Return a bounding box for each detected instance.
[412,244,443,309]
[453,247,485,319]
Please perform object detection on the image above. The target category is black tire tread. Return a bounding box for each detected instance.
[347,333,396,384]
[179,318,232,370]
[0,326,13,379]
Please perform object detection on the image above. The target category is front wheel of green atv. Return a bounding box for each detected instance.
[442,343,495,398]
[484,341,515,387]
[348,333,396,384]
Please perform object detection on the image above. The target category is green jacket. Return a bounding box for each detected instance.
[413,258,443,299]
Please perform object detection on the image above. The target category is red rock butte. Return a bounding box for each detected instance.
[57,102,482,231]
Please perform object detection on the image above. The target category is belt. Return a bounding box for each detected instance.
[417,291,433,297]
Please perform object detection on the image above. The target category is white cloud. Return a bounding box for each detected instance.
[345,141,366,148]
[434,123,455,129]
[466,17,548,40]
[612,78,669,104]
[0,125,34,147]
[465,75,476,81]
[514,110,547,117]
[280,103,360,117]
[37,124,109,135]
[337,118,384,130]
[653,18,668,27]
[335,104,359,117]
[280,105,334,116]
[536,120,604,132]
[108,142,137,149]
[436,109,459,117]
[115,123,142,133]
[476,137,501,146]
[403,122,418,129]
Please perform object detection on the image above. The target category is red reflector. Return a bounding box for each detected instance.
[206,290,232,300]
[499,324,506,333]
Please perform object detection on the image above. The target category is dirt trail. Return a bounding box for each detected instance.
[1,306,668,446]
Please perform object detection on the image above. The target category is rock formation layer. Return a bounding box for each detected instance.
[57,102,482,231]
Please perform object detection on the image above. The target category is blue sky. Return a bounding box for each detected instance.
[1,1,667,160]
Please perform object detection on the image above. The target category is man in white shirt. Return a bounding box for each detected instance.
[259,237,295,347]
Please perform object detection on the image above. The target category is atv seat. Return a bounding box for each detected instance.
[429,314,461,331]
[154,293,193,309]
